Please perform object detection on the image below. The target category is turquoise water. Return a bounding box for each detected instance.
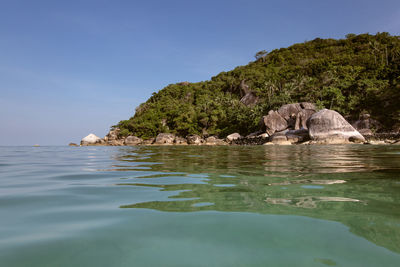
[1,145,400,266]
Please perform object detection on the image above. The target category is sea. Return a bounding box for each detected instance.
[0,145,400,266]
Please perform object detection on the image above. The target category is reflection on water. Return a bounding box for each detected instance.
[114,145,400,253]
[1,145,400,266]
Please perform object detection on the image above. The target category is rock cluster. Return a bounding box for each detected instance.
[77,130,229,146]
[76,102,396,146]
[261,110,288,136]
[104,128,124,146]
[260,103,316,144]
[261,102,316,136]
[260,103,368,145]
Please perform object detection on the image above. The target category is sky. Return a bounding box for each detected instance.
[0,0,399,145]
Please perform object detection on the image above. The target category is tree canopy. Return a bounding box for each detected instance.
[116,33,400,138]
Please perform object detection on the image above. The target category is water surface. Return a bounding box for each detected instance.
[1,145,400,266]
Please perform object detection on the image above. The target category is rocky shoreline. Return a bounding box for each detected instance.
[73,103,400,147]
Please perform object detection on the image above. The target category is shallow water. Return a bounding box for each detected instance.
[1,145,400,266]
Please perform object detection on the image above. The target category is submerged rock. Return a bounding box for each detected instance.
[68,143,78,146]
[307,109,365,143]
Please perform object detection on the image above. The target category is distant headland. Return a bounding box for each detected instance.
[73,33,400,146]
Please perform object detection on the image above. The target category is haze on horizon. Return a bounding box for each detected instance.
[1,0,399,145]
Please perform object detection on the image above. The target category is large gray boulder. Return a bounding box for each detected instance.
[261,111,288,135]
[81,133,102,146]
[277,103,302,121]
[186,134,203,145]
[307,109,365,143]
[124,136,143,146]
[154,133,175,145]
[260,103,318,135]
[295,109,316,130]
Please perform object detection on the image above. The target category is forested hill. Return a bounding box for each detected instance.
[116,33,400,138]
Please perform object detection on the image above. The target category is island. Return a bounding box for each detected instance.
[75,33,400,146]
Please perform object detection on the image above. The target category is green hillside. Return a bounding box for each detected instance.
[116,33,400,138]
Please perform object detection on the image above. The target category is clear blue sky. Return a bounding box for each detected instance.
[1,0,399,145]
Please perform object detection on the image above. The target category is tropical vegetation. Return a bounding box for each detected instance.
[116,33,400,138]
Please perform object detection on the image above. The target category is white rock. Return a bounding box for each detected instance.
[226,133,242,142]
[81,133,101,145]
[257,133,269,138]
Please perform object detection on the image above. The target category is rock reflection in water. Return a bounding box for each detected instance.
[113,145,400,254]
[267,179,346,186]
[265,196,360,209]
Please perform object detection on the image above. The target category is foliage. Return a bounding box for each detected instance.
[117,33,400,137]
